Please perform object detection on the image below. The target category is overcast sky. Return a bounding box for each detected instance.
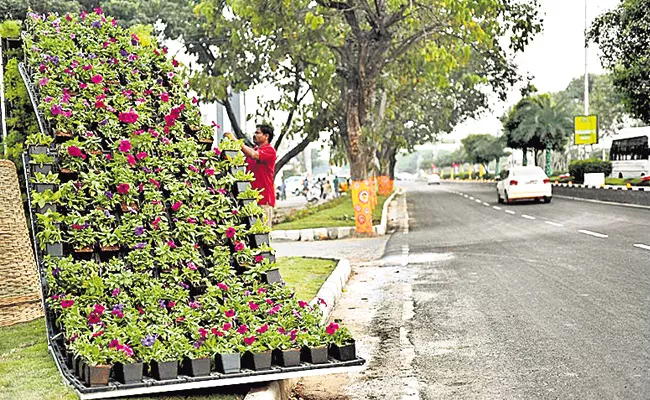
[449,0,620,141]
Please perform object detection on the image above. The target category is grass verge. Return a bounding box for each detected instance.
[274,194,390,230]
[0,256,334,400]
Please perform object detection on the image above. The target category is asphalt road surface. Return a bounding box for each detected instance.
[375,181,650,400]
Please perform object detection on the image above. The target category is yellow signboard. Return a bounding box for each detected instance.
[574,115,598,145]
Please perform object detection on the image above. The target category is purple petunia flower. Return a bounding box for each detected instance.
[119,49,128,57]
[88,53,97,59]
[50,55,59,65]
[179,282,189,289]
[141,334,157,347]
[99,119,108,126]
[52,268,60,277]
[158,299,166,308]
[91,20,101,28]
[134,226,145,236]
[105,190,113,199]
[133,242,146,250]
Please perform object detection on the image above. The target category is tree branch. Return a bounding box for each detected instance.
[275,69,303,151]
[222,96,253,147]
[314,0,352,10]
[274,134,315,178]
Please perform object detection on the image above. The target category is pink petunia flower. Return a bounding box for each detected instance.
[217,282,229,291]
[117,183,130,194]
[136,152,148,160]
[61,299,74,308]
[118,139,131,153]
[171,201,182,211]
[225,227,236,239]
[38,78,49,86]
[325,322,339,335]
[67,146,86,159]
[256,324,268,334]
[90,74,103,84]
[204,168,215,176]
[248,301,259,311]
[225,309,235,318]
[234,242,245,252]
[160,92,169,102]
[243,336,256,345]
[126,155,136,166]
[255,255,265,263]
[237,324,248,334]
[223,322,232,331]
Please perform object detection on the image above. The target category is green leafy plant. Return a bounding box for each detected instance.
[29,153,54,167]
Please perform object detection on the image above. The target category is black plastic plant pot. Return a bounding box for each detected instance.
[85,364,112,387]
[244,216,259,228]
[220,150,239,161]
[150,360,178,381]
[34,183,57,193]
[301,346,329,364]
[262,268,283,284]
[78,359,86,380]
[248,233,270,248]
[46,242,64,257]
[181,357,211,377]
[230,165,246,175]
[65,352,73,369]
[272,348,301,367]
[28,145,49,155]
[258,251,276,263]
[6,38,21,50]
[329,342,356,361]
[215,352,241,374]
[238,198,256,207]
[232,181,251,196]
[74,356,82,378]
[243,350,272,371]
[31,163,53,175]
[35,203,56,214]
[114,362,143,384]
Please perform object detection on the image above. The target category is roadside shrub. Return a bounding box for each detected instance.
[568,159,612,183]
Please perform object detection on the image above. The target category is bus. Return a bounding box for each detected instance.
[609,128,650,178]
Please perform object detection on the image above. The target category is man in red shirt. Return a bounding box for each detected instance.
[227,124,277,227]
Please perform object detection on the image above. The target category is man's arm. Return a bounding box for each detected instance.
[241,143,260,160]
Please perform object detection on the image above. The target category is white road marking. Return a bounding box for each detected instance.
[545,221,564,227]
[521,214,536,220]
[401,245,409,266]
[578,229,608,239]
[505,210,516,215]
[493,206,502,211]
[482,202,490,206]
[475,199,482,203]
[633,243,650,251]
[464,195,468,198]
[469,196,475,200]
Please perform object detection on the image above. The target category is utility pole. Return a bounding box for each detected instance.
[584,0,589,116]
[0,41,7,157]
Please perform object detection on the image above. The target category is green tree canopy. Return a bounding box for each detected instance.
[461,134,507,170]
[589,0,650,123]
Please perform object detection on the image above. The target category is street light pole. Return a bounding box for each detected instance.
[584,0,589,116]
[0,42,7,157]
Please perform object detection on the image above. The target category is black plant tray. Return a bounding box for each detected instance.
[46,337,365,399]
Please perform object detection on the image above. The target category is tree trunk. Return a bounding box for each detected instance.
[388,150,398,180]
[545,145,552,176]
[345,86,368,180]
[522,148,528,166]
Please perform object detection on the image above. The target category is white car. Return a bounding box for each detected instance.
[427,173,441,185]
[496,166,552,204]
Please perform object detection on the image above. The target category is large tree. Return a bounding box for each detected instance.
[502,94,573,175]
[198,0,542,180]
[589,0,650,123]
[461,134,507,172]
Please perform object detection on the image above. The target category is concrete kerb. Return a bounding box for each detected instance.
[271,189,400,242]
[243,257,353,400]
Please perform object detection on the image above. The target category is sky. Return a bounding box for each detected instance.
[447,0,621,143]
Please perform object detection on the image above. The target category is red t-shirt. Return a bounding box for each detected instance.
[246,144,277,206]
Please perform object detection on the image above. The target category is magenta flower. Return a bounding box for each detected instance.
[117,183,130,194]
[111,288,120,297]
[67,146,85,159]
[217,282,229,291]
[243,336,256,345]
[118,139,132,153]
[167,240,177,249]
[298,300,308,309]
[225,227,236,239]
[50,104,62,115]
[204,168,215,176]
[126,154,136,166]
[248,301,259,311]
[38,78,49,86]
[255,255,265,263]
[223,322,232,331]
[258,287,267,294]
[256,324,268,334]
[90,74,103,84]
[325,322,339,335]
[136,152,148,160]
[234,242,245,252]
[79,82,88,89]
[187,262,197,271]
[318,298,327,306]
[171,201,182,211]
[224,309,235,318]
[237,325,248,334]
[160,92,169,102]
[93,304,105,315]
[118,111,139,124]
[87,312,101,324]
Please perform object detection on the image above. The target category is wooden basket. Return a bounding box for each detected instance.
[0,160,42,327]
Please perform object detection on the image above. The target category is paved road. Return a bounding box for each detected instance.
[298,181,650,400]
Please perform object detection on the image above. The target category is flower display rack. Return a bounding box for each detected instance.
[19,10,363,398]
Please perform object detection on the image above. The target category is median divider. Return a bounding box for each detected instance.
[271,189,400,242]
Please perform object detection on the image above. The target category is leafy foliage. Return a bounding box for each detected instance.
[568,159,612,183]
